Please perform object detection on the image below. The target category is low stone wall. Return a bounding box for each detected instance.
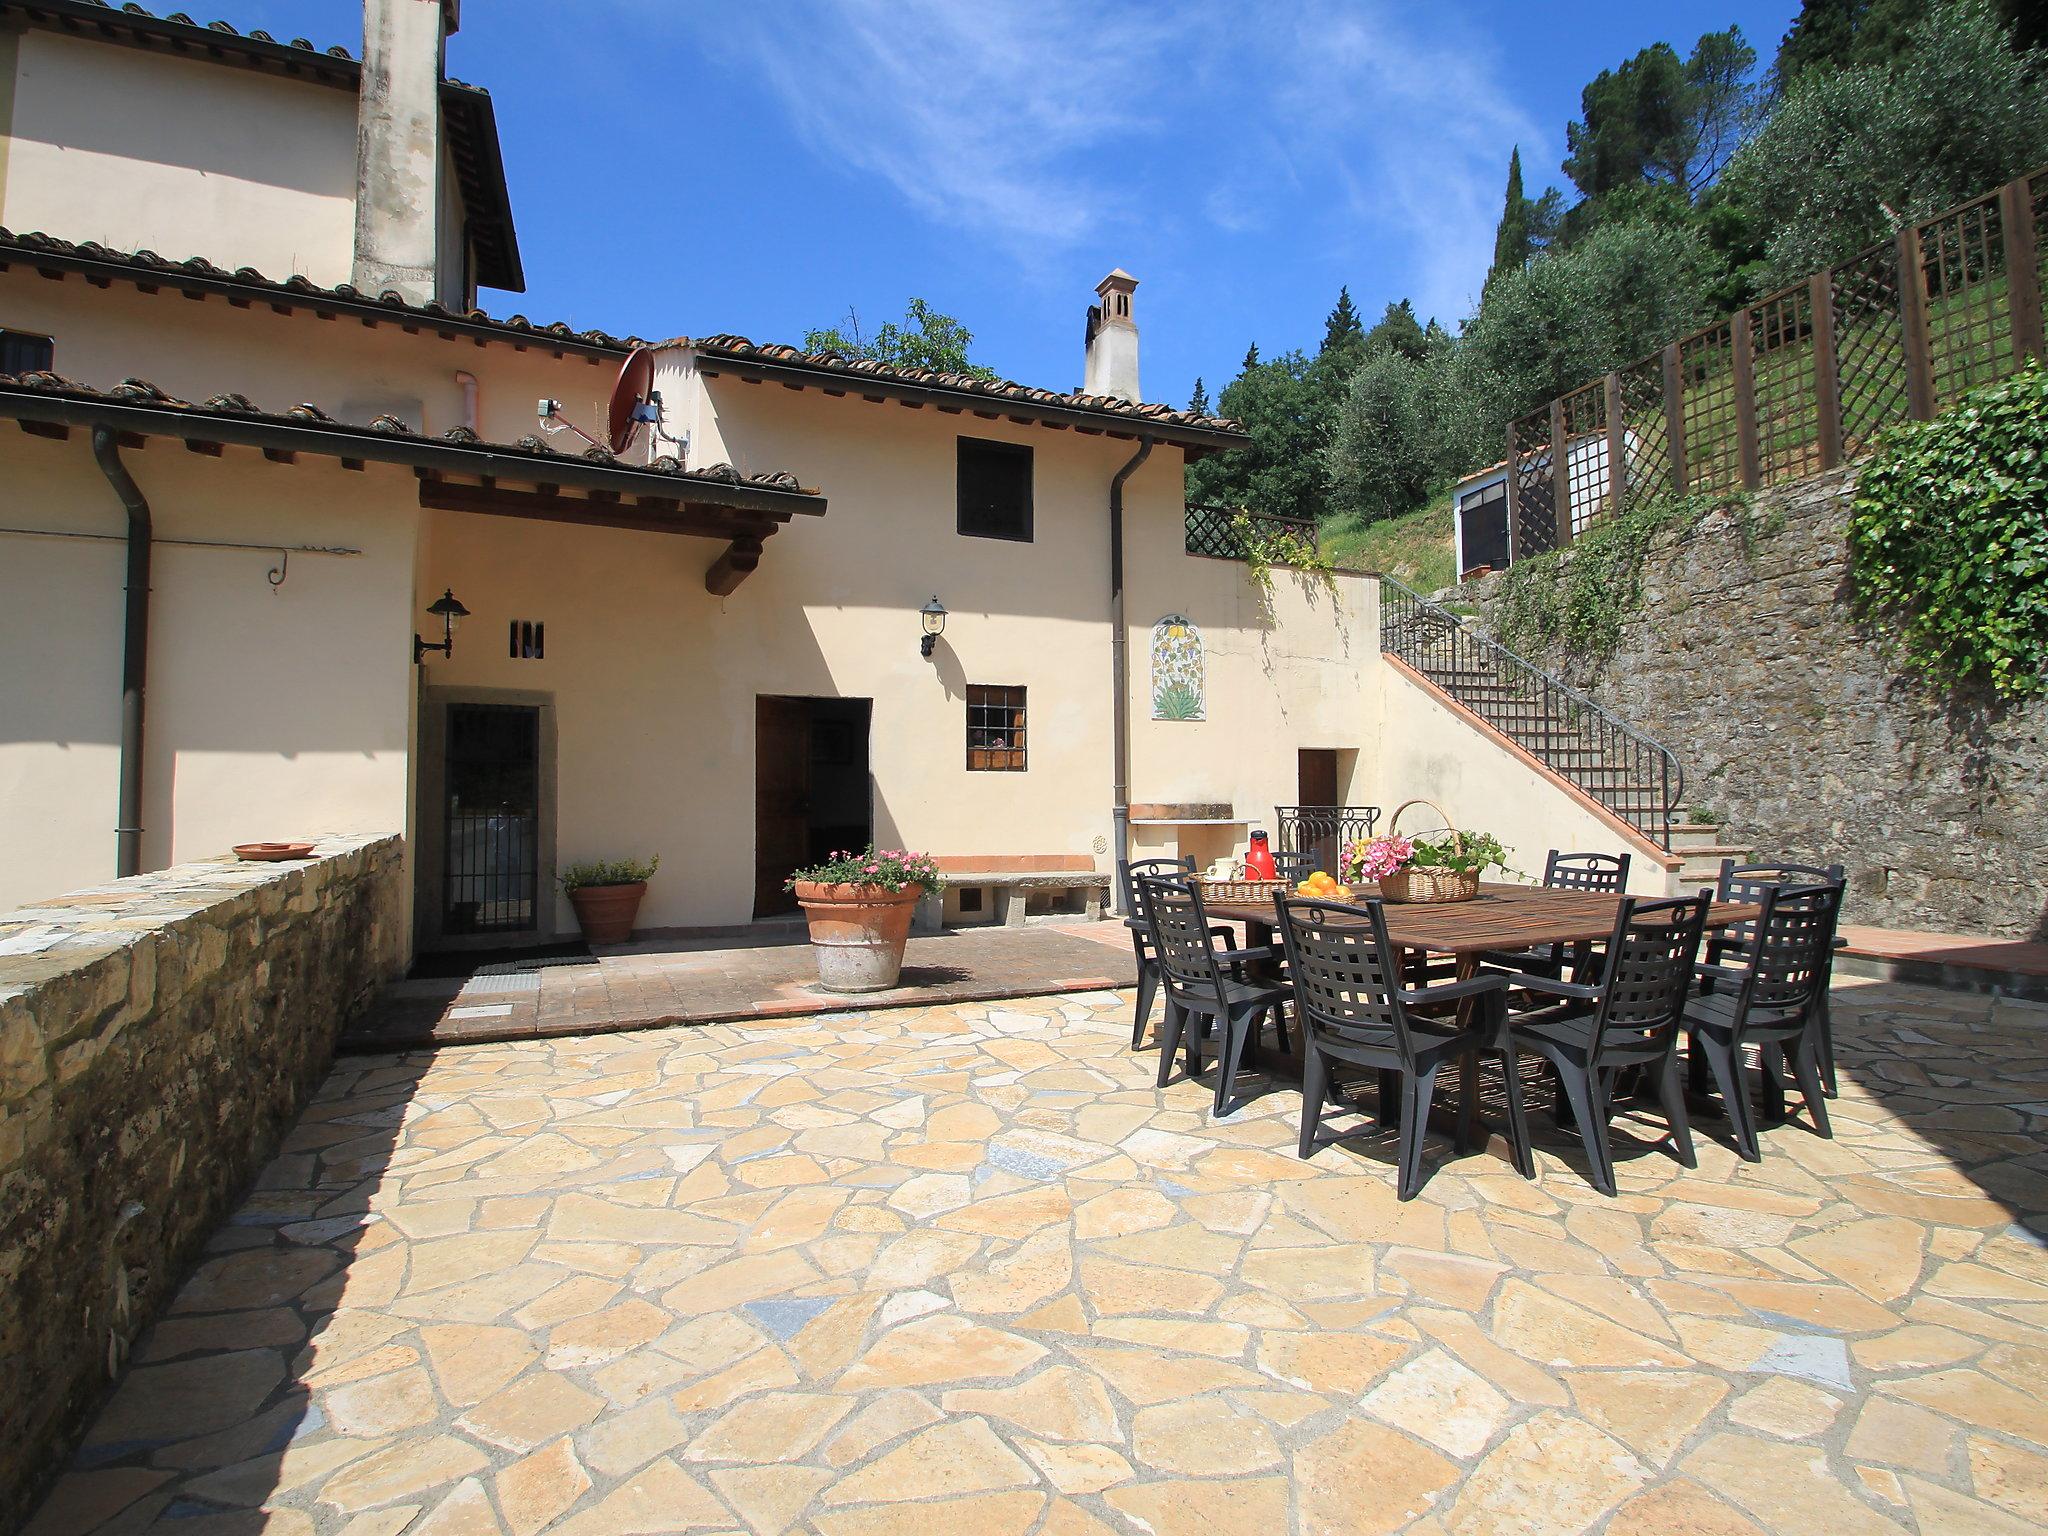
[1463,467,2048,938]
[0,835,404,1531]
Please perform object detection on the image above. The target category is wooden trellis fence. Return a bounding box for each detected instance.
[1506,166,2048,560]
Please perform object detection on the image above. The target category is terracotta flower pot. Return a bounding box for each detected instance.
[793,881,925,992]
[566,881,646,946]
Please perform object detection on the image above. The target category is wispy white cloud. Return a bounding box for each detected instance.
[658,1,1542,323]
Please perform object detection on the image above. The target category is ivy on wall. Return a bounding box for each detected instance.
[1848,364,2048,702]
[1228,511,1336,615]
[1492,491,1759,660]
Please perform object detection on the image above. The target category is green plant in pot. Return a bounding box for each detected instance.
[560,856,658,946]
[787,846,944,993]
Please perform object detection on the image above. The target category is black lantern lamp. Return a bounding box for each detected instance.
[414,588,469,664]
[919,596,947,658]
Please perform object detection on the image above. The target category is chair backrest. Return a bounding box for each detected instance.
[1272,850,1315,883]
[1584,892,1710,1066]
[1134,873,1227,1009]
[1544,849,1632,894]
[1740,881,1843,1019]
[1273,894,1421,1067]
[1119,856,1194,916]
[1714,859,1846,954]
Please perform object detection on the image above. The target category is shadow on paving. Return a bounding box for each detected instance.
[25,1055,426,1535]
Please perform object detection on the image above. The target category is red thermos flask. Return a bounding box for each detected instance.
[1244,831,1278,880]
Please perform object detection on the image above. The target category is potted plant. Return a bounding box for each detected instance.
[788,846,943,992]
[559,856,659,945]
[1343,800,1508,903]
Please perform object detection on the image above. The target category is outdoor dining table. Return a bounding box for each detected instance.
[1199,882,1765,1151]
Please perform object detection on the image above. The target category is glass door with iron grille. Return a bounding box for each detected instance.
[442,703,540,935]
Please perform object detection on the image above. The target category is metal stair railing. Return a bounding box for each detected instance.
[1377,575,1684,850]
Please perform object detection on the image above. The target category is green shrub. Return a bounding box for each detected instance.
[1849,364,2048,700]
[559,856,659,892]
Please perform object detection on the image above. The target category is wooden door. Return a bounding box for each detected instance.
[1298,749,1339,807]
[755,698,811,917]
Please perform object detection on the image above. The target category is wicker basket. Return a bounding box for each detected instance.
[1377,799,1481,904]
[1189,876,1289,904]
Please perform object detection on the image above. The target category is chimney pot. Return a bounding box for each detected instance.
[352,0,452,306]
[1084,269,1140,403]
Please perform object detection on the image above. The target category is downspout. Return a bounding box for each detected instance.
[92,427,151,878]
[1108,434,1153,904]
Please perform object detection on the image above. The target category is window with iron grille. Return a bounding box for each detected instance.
[957,437,1033,541]
[967,685,1027,770]
[1,329,54,374]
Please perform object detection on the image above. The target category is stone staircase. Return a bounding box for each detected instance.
[1667,818,1753,890]
[1379,577,1694,858]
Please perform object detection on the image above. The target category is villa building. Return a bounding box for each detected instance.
[2,0,1522,955]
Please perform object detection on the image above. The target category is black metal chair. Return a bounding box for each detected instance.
[1683,881,1844,1162]
[1135,874,1290,1117]
[1703,859,1847,1097]
[1272,893,1516,1200]
[1490,893,1709,1196]
[1118,857,1242,1051]
[1272,849,1316,884]
[1478,850,1634,980]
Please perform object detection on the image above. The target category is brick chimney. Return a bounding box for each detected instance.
[1084,269,1140,403]
[352,0,457,304]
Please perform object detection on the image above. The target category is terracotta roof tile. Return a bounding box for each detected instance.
[0,369,813,498]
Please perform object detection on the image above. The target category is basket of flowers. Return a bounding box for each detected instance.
[1343,799,1507,904]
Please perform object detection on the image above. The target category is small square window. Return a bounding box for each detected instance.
[957,437,1033,542]
[0,329,54,374]
[967,685,1027,771]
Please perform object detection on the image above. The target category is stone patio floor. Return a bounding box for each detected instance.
[30,976,2048,1536]
[350,925,1136,1051]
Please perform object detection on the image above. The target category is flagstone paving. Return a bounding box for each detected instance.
[30,977,2048,1535]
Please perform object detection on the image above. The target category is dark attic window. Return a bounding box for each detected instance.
[0,330,54,374]
[957,436,1034,542]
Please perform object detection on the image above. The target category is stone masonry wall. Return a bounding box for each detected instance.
[0,835,404,1532]
[1463,467,2048,938]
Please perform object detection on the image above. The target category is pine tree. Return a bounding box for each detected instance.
[1491,148,1532,280]
[1242,342,1261,371]
[1321,287,1364,354]
[1188,377,1211,416]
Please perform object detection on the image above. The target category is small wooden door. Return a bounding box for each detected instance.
[755,698,811,917]
[1298,749,1339,808]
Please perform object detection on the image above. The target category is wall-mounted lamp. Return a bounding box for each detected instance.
[414,588,469,664]
[919,596,948,658]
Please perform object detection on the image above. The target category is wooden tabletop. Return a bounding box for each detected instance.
[1203,883,1762,956]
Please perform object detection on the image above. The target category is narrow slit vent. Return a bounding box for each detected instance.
[509,620,545,660]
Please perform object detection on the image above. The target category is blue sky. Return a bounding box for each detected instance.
[214,1,1799,407]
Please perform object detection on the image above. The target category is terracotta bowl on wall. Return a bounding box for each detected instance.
[233,842,316,862]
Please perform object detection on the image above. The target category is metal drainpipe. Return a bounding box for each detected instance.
[1108,434,1154,907]
[92,427,151,878]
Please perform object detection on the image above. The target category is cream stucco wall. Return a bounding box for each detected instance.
[0,32,359,285]
[415,375,1378,935]
[1372,665,1674,895]
[0,269,614,440]
[0,436,417,912]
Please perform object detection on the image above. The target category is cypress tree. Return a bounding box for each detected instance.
[1188,377,1212,416]
[1321,287,1364,353]
[1491,147,1532,279]
[1242,342,1261,371]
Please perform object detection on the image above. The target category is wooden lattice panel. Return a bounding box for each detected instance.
[1922,190,2014,407]
[1559,382,1606,535]
[1832,243,1909,459]
[1678,321,1740,496]
[1615,357,1670,505]
[1509,410,1558,556]
[1749,286,1824,486]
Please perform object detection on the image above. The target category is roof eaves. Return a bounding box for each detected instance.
[0,228,636,358]
[0,370,825,515]
[678,336,1251,452]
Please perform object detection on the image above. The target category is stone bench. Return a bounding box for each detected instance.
[918,856,1112,931]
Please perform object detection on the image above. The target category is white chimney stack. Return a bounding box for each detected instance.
[1084,269,1140,403]
[352,0,457,304]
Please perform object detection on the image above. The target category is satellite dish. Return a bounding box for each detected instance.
[608,347,657,453]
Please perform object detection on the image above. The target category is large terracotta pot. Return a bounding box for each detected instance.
[793,881,925,992]
[566,881,646,945]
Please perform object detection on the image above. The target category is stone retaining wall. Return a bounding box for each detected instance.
[1463,468,2048,938]
[0,835,404,1531]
